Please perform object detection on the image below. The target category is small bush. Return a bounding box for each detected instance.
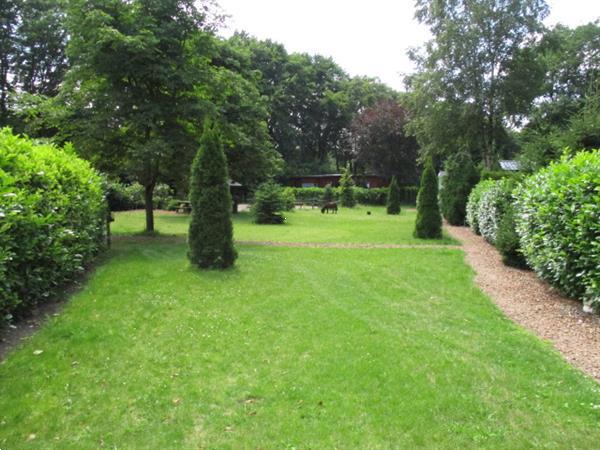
[414,158,442,239]
[0,128,107,323]
[281,187,296,211]
[252,180,287,224]
[188,124,236,269]
[339,165,356,207]
[514,150,600,310]
[466,180,496,235]
[322,184,335,203]
[440,153,479,225]
[386,176,401,215]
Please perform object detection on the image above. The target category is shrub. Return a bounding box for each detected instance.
[414,158,442,239]
[281,187,296,211]
[0,128,106,324]
[153,183,173,209]
[514,150,600,311]
[386,176,401,215]
[323,184,335,203]
[496,204,528,269]
[466,180,496,234]
[339,165,356,207]
[188,124,236,269]
[440,153,479,225]
[251,180,287,224]
[477,179,514,245]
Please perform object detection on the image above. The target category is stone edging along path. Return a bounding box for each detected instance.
[445,224,600,382]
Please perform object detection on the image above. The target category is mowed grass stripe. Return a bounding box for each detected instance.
[111,207,459,245]
[1,241,598,449]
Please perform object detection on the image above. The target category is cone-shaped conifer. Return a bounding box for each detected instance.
[386,176,402,214]
[188,123,236,268]
[414,157,442,239]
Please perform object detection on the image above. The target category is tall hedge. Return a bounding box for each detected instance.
[414,158,442,239]
[188,125,236,269]
[514,150,599,311]
[466,179,496,235]
[477,179,515,245]
[440,152,479,225]
[386,176,401,215]
[339,165,356,207]
[0,129,106,323]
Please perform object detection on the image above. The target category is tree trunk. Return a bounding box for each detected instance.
[144,183,155,233]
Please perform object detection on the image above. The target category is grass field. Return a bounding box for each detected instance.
[1,210,599,448]
[111,206,458,245]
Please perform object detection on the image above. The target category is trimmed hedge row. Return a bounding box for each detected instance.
[0,129,107,323]
[466,149,599,310]
[515,150,599,311]
[287,186,418,206]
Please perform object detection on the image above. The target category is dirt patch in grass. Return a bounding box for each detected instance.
[446,224,600,381]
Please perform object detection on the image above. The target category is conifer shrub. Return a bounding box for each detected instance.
[440,152,479,225]
[514,150,600,311]
[281,187,296,211]
[0,129,106,324]
[414,158,442,239]
[322,183,335,204]
[251,180,287,224]
[386,176,401,215]
[339,165,356,207]
[188,124,236,269]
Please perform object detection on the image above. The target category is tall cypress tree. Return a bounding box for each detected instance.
[386,176,401,215]
[440,152,479,225]
[188,123,236,269]
[414,157,442,239]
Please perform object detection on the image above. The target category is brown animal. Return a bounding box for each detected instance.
[321,202,338,214]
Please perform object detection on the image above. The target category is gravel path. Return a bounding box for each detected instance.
[445,224,600,381]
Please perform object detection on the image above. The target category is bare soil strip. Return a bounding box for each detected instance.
[445,224,600,381]
[236,240,461,249]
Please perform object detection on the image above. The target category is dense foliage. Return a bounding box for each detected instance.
[188,125,236,269]
[407,0,548,167]
[477,179,515,245]
[0,129,106,323]
[279,186,418,206]
[322,184,335,204]
[251,181,287,224]
[414,158,442,239]
[514,150,599,310]
[466,180,496,235]
[105,180,173,211]
[440,153,479,225]
[496,203,528,268]
[339,165,356,207]
[352,99,419,184]
[386,176,401,215]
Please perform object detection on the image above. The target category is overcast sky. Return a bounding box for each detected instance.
[217,0,599,91]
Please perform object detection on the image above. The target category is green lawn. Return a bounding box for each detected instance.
[1,238,598,448]
[112,206,458,245]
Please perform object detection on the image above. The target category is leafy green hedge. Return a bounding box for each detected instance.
[514,150,599,311]
[466,180,496,235]
[0,129,107,323]
[287,186,418,206]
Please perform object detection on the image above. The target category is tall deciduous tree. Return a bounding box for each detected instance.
[188,123,236,269]
[63,0,215,232]
[351,98,419,184]
[407,0,549,167]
